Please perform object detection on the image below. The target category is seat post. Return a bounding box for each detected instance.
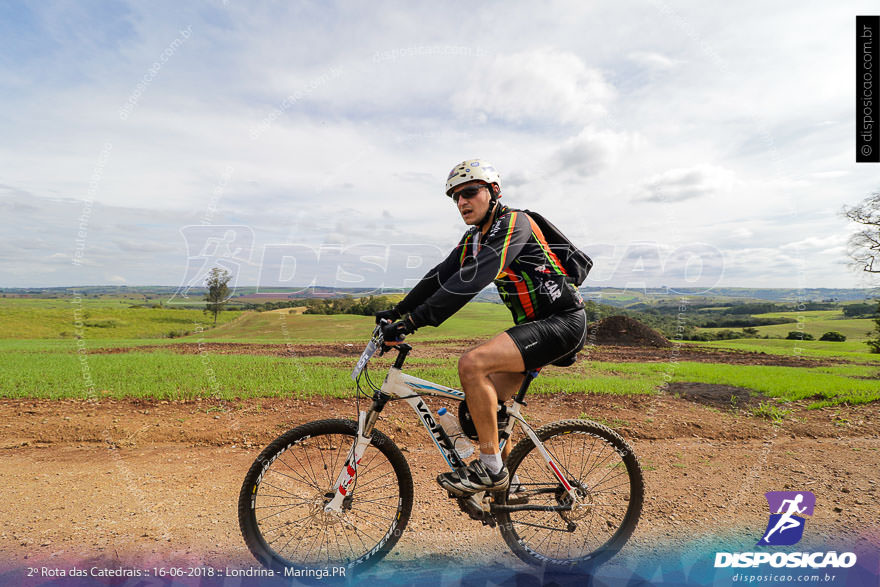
[513,370,540,404]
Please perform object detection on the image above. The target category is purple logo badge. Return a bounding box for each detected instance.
[758,491,815,546]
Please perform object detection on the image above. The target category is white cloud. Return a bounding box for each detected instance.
[552,127,636,178]
[451,48,614,127]
[1,2,876,289]
[780,234,847,252]
[627,51,680,71]
[632,166,736,203]
[808,170,848,179]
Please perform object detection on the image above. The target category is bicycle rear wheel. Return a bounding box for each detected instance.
[238,419,413,572]
[495,419,643,571]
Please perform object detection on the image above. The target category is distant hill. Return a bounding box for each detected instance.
[1,285,876,304]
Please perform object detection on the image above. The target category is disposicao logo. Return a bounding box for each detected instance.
[714,491,857,570]
[759,491,815,546]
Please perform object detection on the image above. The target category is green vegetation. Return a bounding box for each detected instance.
[204,267,232,325]
[3,346,877,407]
[196,302,514,343]
[0,297,241,339]
[819,331,846,342]
[696,338,878,362]
[699,310,875,343]
[302,295,395,316]
[868,301,880,353]
[2,296,879,408]
[580,361,880,407]
[842,302,877,317]
[750,401,792,422]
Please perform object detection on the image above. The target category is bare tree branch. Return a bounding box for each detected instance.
[843,191,880,274]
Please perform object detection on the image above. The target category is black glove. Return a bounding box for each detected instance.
[374,307,401,324]
[381,316,416,342]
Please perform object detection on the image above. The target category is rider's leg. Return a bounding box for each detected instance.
[488,371,525,462]
[458,332,525,459]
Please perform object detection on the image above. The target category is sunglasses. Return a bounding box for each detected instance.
[452,185,485,203]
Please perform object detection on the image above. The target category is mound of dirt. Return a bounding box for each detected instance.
[590,315,671,347]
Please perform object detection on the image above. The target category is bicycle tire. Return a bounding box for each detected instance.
[238,418,413,573]
[495,419,643,571]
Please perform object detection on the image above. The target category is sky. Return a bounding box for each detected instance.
[1,1,879,292]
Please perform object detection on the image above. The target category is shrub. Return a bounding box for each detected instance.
[786,331,814,341]
[714,329,744,340]
[84,319,119,328]
[819,331,846,342]
[751,401,791,422]
[843,302,877,317]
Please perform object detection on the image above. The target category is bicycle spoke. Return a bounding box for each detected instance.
[282,448,325,492]
[513,519,574,533]
[256,504,311,525]
[261,510,320,536]
[499,425,641,566]
[313,438,335,490]
[252,493,311,503]
[240,420,411,570]
[355,469,396,490]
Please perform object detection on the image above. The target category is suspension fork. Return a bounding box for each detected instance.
[323,395,388,513]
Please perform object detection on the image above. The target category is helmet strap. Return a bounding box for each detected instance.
[477,185,499,230]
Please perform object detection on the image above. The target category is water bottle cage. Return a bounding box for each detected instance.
[458,402,510,441]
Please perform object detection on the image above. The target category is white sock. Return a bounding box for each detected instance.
[479,451,503,474]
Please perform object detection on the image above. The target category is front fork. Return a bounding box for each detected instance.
[323,409,376,513]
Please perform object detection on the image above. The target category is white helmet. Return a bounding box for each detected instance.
[445,159,501,197]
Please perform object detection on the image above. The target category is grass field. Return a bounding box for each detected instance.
[1,297,878,407]
[0,297,242,339]
[694,338,879,362]
[196,302,513,343]
[697,309,875,342]
[3,345,877,407]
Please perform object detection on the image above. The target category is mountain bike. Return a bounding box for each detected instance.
[238,324,643,573]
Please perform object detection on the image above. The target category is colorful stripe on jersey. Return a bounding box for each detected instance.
[496,211,519,274]
[497,282,526,324]
[519,271,538,319]
[525,215,568,276]
[510,271,536,321]
[459,233,473,264]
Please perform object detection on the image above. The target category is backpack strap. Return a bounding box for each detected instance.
[522,211,569,277]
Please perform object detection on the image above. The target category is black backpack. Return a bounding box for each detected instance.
[521,209,593,286]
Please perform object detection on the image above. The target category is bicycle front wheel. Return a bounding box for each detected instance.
[238,418,413,572]
[496,419,643,571]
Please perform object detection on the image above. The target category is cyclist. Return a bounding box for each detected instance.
[377,159,588,496]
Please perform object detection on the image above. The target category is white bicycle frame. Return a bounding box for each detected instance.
[325,352,579,513]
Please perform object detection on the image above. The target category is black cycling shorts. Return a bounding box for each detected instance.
[506,308,588,371]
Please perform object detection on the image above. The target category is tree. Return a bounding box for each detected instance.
[868,301,880,354]
[844,192,880,274]
[819,331,846,342]
[204,267,232,325]
[843,195,880,352]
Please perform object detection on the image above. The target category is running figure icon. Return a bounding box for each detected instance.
[762,494,806,543]
[759,491,815,546]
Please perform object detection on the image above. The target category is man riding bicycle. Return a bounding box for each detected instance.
[377,159,588,496]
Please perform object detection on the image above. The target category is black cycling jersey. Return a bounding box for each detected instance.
[397,204,585,328]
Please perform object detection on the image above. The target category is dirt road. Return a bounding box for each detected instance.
[1,391,877,575]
